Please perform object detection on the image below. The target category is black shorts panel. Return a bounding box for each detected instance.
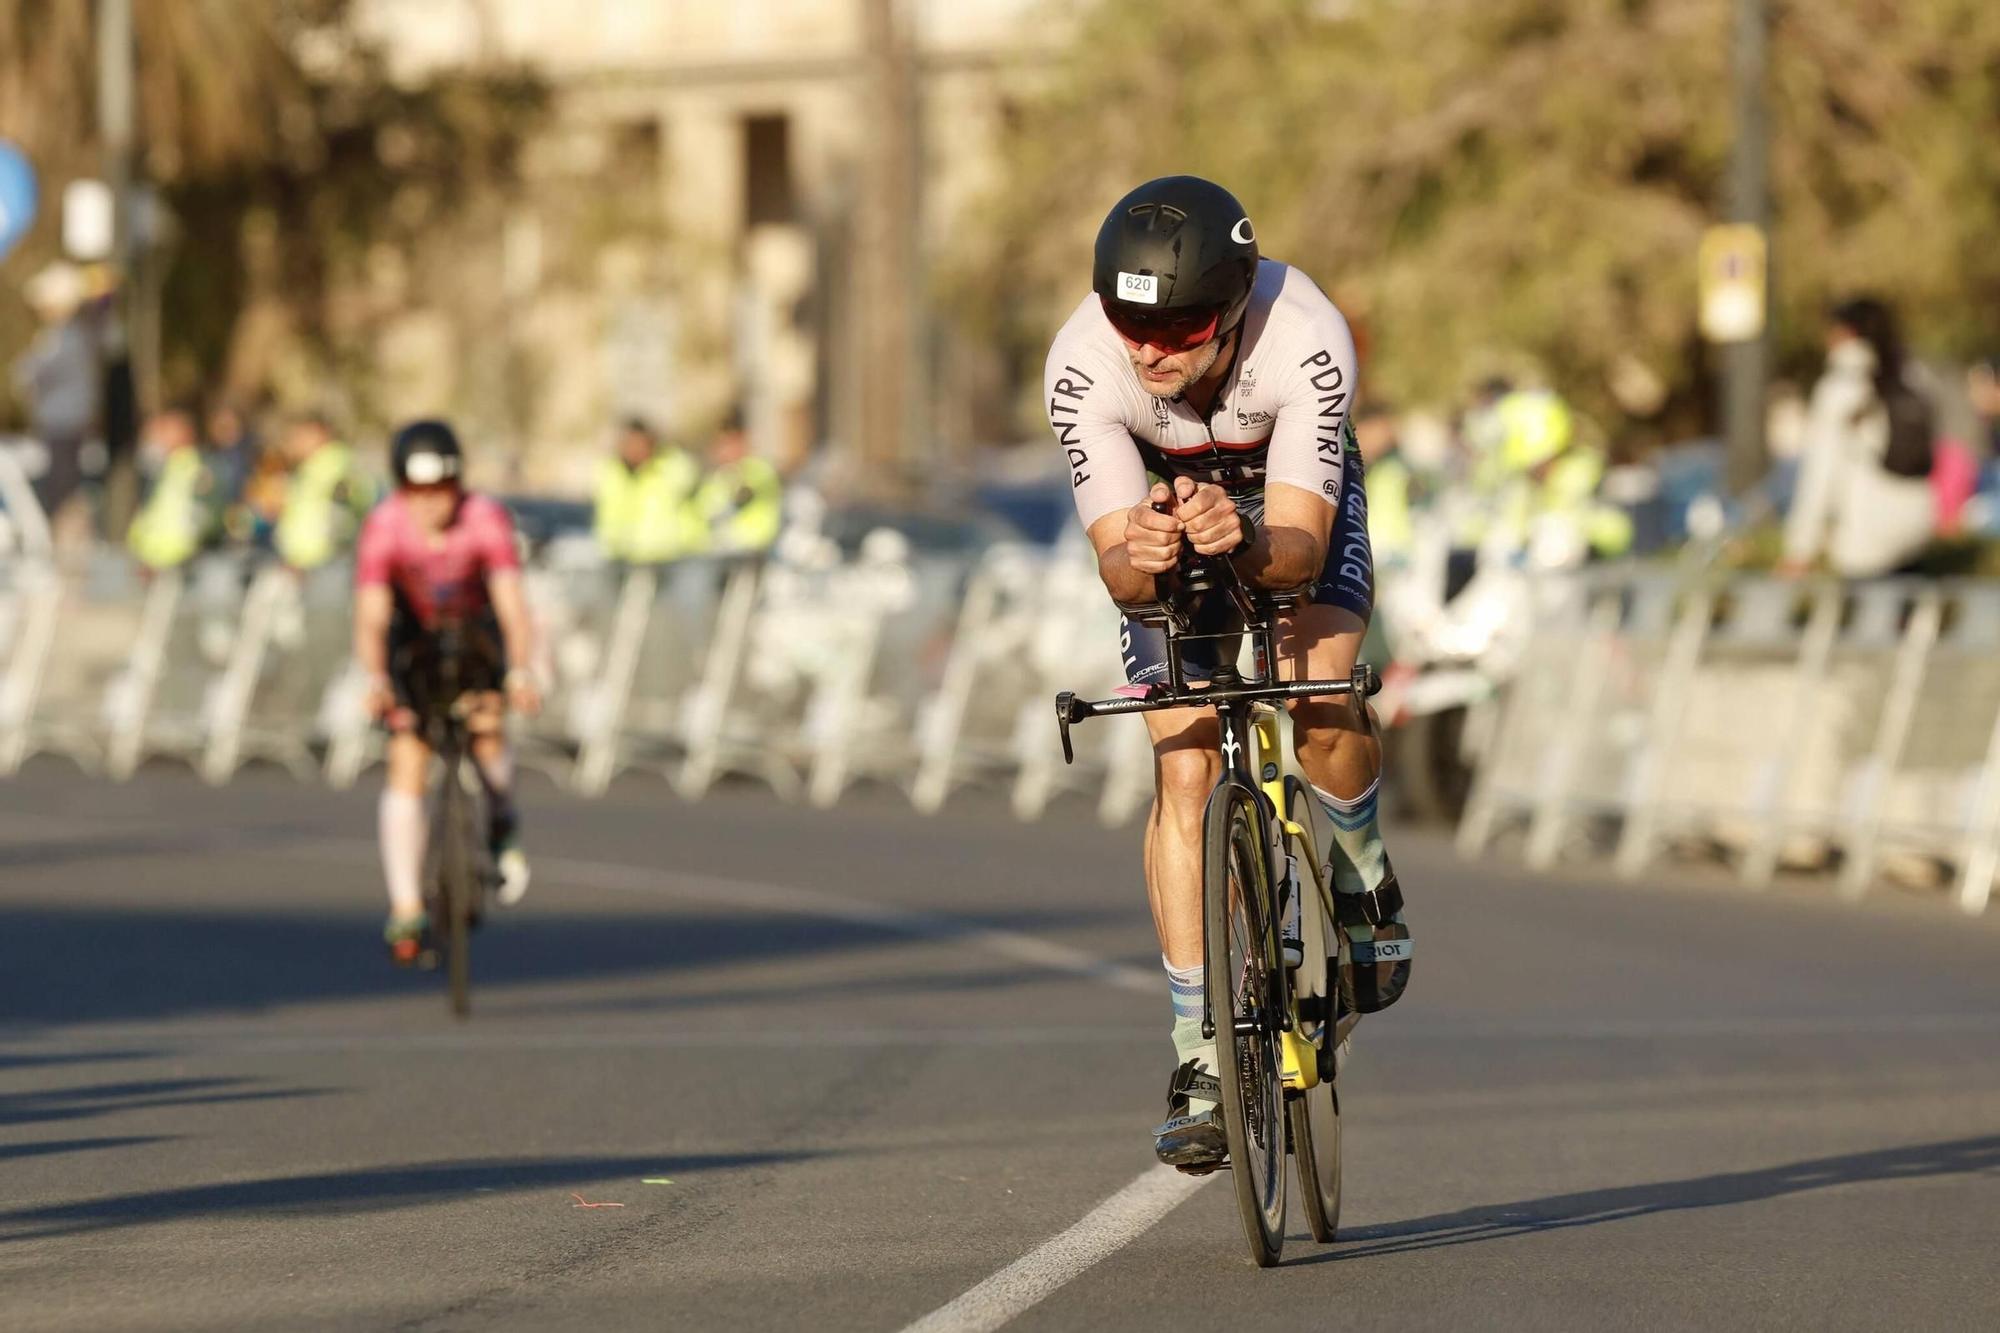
[387,612,505,719]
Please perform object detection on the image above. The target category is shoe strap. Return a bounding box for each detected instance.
[1335,871,1404,928]
[1169,1061,1222,1104]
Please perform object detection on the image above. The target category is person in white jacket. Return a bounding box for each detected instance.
[1781,297,1935,577]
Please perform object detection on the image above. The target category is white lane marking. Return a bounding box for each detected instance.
[899,1166,1211,1333]
[289,838,1160,995]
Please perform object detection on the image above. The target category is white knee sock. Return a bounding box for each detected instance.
[1313,778,1387,898]
[379,790,427,918]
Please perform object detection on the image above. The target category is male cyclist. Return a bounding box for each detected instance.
[353,421,542,965]
[1045,176,1412,1170]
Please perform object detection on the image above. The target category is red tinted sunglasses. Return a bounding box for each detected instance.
[1099,297,1222,353]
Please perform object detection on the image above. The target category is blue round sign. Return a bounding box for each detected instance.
[0,141,39,263]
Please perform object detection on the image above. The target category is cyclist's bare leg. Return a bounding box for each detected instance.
[381,731,433,926]
[463,689,528,901]
[1142,704,1221,968]
[462,691,514,823]
[1280,602,1410,1009]
[1142,703,1228,1149]
[1278,605,1381,829]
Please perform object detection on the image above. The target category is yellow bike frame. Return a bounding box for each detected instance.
[1252,705,1347,1092]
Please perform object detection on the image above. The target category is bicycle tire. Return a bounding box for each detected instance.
[438,758,473,1019]
[1282,777,1342,1243]
[1204,781,1286,1268]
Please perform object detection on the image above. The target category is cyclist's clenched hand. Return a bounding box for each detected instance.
[505,668,543,719]
[1172,476,1246,556]
[1124,482,1184,575]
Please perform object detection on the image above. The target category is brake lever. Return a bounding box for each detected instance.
[1054,691,1084,764]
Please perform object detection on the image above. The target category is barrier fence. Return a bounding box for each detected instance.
[1,540,1995,915]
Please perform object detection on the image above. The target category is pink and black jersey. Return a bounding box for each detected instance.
[355,491,520,628]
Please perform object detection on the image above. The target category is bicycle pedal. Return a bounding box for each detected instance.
[1174,1159,1230,1177]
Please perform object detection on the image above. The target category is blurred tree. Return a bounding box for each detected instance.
[944,0,2000,443]
[0,0,543,424]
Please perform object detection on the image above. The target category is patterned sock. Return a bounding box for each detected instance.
[1313,778,1389,900]
[1163,955,1217,1114]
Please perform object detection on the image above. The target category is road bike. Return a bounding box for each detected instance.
[1056,552,1377,1267]
[400,619,500,1019]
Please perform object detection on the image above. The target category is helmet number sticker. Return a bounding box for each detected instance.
[1117,272,1158,305]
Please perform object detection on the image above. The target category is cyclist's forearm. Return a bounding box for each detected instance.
[487,574,536,674]
[1238,526,1325,589]
[353,586,391,678]
[1097,545,1159,605]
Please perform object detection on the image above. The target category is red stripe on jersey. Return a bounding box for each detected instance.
[1150,438,1267,456]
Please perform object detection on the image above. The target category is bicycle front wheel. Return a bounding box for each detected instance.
[1204,781,1286,1267]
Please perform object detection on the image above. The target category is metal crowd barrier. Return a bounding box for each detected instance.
[4,534,1995,915]
[1459,568,2000,914]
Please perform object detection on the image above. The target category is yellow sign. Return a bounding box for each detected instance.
[1699,224,1767,343]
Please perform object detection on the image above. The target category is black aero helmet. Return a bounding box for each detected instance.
[1093,175,1259,347]
[391,418,463,486]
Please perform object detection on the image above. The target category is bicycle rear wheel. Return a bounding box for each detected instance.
[1283,777,1342,1243]
[1204,781,1286,1267]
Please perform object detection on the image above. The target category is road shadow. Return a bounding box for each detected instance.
[1293,1134,2000,1263]
[0,1135,173,1162]
[0,1049,158,1072]
[0,1075,335,1128]
[0,1148,821,1242]
[0,900,1127,1031]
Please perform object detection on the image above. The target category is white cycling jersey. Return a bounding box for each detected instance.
[1043,258,1360,531]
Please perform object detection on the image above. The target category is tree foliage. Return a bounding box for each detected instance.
[0,0,544,418]
[945,0,2000,441]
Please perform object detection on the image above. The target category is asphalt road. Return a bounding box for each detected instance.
[2,760,1997,1332]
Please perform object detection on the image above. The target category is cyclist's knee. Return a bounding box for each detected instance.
[1155,746,1222,810]
[384,734,431,793]
[1292,703,1380,769]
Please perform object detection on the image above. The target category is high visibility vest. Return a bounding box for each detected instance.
[594,451,699,564]
[1365,454,1415,563]
[276,443,371,570]
[692,456,782,554]
[1497,390,1575,472]
[126,448,208,570]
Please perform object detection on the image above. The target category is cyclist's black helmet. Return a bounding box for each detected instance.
[1093,176,1260,336]
[391,419,463,487]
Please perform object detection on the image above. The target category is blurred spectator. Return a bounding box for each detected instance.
[1969,359,2000,459]
[204,399,262,515]
[273,412,375,572]
[692,409,782,555]
[1355,405,1413,567]
[125,406,215,571]
[1462,377,1630,561]
[9,261,98,539]
[592,417,699,566]
[1780,297,1935,578]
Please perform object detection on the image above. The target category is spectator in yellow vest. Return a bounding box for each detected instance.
[593,417,700,565]
[126,406,215,571]
[691,411,782,555]
[273,413,375,571]
[1354,406,1415,567]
